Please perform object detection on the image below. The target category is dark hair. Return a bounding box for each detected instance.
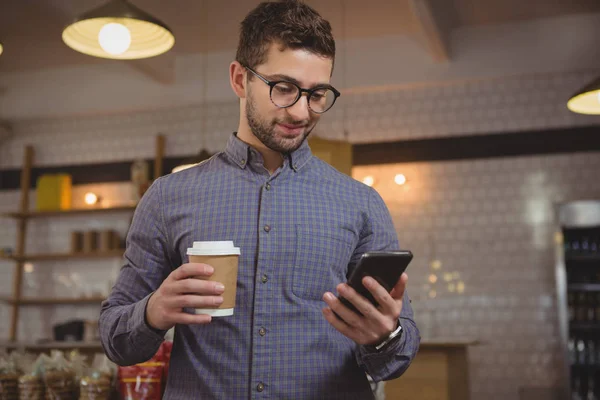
[236,0,335,70]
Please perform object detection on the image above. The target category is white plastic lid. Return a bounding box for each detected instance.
[187,241,240,256]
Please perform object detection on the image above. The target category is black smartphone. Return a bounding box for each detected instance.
[338,250,413,315]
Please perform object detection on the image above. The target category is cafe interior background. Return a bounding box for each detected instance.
[1,0,600,399]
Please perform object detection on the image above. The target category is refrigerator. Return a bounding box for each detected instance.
[556,200,600,400]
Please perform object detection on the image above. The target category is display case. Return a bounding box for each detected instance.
[556,201,600,400]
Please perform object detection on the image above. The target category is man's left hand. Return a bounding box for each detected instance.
[322,272,408,346]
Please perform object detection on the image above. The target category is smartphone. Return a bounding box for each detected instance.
[338,250,413,315]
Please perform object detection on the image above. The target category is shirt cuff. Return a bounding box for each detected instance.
[129,292,168,342]
[356,320,411,380]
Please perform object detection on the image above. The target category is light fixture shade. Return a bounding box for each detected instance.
[0,42,3,56]
[567,76,600,115]
[62,0,175,60]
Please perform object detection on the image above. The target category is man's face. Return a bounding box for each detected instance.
[245,43,333,154]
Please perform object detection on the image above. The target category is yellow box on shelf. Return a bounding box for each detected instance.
[36,174,72,211]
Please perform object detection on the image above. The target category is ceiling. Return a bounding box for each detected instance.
[0,0,599,74]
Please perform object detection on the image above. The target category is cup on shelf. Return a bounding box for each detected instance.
[83,230,99,253]
[70,231,84,253]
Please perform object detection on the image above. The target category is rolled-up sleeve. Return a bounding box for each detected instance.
[353,187,421,381]
[99,178,176,366]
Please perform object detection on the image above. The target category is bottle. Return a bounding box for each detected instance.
[575,292,587,322]
[577,339,586,365]
[577,293,587,322]
[587,375,598,400]
[569,292,576,322]
[572,237,581,254]
[590,234,598,253]
[596,293,600,322]
[573,375,583,400]
[569,338,576,365]
[588,340,596,365]
[588,293,596,322]
[582,236,590,254]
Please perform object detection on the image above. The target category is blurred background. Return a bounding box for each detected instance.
[1,1,600,399]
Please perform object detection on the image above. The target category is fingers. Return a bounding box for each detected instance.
[164,295,224,309]
[322,292,363,327]
[389,273,408,300]
[362,276,397,313]
[336,284,379,320]
[171,263,214,281]
[166,277,225,296]
[322,307,354,337]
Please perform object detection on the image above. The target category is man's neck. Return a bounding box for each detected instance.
[236,129,284,174]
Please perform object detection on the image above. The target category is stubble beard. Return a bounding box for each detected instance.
[245,93,315,154]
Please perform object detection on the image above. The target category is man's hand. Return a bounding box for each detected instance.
[322,273,408,346]
[146,263,225,331]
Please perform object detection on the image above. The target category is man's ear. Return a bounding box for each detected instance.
[230,61,247,99]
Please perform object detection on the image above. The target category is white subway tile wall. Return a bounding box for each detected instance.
[354,151,600,399]
[0,69,599,399]
[0,70,598,169]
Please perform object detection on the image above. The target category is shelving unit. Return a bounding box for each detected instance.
[0,250,125,262]
[0,135,165,344]
[555,200,600,400]
[1,205,137,219]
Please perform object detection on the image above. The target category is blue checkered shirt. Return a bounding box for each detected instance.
[100,133,420,399]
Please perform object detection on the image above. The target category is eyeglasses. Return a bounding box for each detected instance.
[244,66,340,114]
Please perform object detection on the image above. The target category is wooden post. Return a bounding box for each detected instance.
[10,145,34,341]
[154,134,165,180]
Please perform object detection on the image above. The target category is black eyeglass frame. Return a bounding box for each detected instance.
[244,65,341,114]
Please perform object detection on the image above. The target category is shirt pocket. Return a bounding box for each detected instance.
[292,224,355,301]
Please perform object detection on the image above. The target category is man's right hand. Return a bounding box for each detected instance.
[146,263,225,331]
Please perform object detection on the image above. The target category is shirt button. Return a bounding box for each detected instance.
[265,183,271,191]
[256,382,264,392]
[259,327,266,336]
[240,159,246,165]
[261,275,268,283]
[263,225,271,232]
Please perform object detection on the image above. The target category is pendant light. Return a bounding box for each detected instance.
[62,0,175,60]
[0,42,3,56]
[567,76,600,115]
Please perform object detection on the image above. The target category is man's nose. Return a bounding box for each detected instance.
[285,94,311,122]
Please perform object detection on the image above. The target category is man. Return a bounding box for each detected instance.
[99,1,420,399]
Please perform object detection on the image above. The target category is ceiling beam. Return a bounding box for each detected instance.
[409,0,451,62]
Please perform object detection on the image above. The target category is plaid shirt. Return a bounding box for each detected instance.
[100,133,420,399]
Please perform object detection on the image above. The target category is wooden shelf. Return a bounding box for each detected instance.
[0,340,103,351]
[569,323,600,332]
[1,205,137,219]
[568,283,600,292]
[0,296,106,306]
[566,254,600,263]
[1,250,124,262]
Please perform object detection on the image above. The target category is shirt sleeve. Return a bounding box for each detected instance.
[353,187,421,382]
[99,178,176,366]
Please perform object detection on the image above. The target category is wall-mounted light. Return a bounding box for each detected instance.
[394,174,407,185]
[62,0,175,60]
[362,176,375,187]
[84,192,101,205]
[567,76,600,115]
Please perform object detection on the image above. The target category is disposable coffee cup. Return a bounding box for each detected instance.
[187,241,240,317]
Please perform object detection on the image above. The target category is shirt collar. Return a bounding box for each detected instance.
[225,132,312,172]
